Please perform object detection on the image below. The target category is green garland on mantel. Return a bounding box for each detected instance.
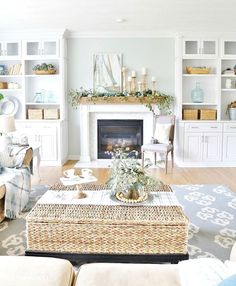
[68,88,174,114]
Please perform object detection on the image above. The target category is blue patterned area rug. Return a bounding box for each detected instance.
[0,184,235,261]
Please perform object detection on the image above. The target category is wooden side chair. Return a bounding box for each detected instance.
[141,115,175,174]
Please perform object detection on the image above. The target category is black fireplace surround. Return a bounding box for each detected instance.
[97,119,143,159]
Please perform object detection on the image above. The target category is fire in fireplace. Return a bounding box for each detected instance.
[97,119,143,159]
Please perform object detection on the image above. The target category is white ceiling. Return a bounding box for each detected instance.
[1,0,236,36]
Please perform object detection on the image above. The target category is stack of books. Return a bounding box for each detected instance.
[8,64,22,75]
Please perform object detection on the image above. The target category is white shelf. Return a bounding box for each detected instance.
[221,74,236,77]
[25,57,60,61]
[183,74,217,77]
[221,89,236,91]
[0,89,22,91]
[0,75,22,78]
[25,102,60,105]
[25,74,60,78]
[182,102,218,105]
[183,56,217,60]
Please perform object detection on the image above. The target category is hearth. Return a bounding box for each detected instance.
[97,119,143,159]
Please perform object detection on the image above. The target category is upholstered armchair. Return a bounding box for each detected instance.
[0,148,33,222]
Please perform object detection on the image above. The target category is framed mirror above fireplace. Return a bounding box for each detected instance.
[93,53,122,94]
[97,119,143,159]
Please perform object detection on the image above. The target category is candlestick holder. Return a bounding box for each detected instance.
[128,81,132,95]
[137,81,142,92]
[142,74,147,91]
[131,76,136,93]
[152,80,156,94]
[122,67,128,93]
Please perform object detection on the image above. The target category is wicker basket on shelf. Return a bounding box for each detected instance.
[186,67,211,74]
[199,109,217,120]
[34,69,56,75]
[183,109,199,120]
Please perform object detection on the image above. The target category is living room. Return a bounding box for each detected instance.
[0,0,236,285]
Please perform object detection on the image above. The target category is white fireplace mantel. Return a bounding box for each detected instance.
[79,104,154,162]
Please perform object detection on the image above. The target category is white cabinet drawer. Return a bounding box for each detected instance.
[185,123,222,132]
[224,123,236,132]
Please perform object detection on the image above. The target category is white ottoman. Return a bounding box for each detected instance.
[75,263,180,286]
[0,256,75,286]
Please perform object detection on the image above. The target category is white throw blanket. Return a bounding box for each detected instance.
[179,258,236,286]
[0,167,30,219]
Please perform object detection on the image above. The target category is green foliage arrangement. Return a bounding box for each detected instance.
[68,88,174,115]
[0,93,4,101]
[32,63,56,72]
[106,151,163,197]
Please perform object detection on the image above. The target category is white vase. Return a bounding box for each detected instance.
[226,79,232,89]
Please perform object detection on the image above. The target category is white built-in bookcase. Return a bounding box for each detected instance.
[177,37,236,121]
[0,30,68,166]
[176,36,236,166]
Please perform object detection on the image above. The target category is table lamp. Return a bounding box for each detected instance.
[0,115,16,151]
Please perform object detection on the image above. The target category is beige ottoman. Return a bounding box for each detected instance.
[75,263,181,286]
[0,256,75,286]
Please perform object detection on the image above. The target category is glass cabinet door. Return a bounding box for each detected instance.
[26,41,41,57]
[6,42,20,57]
[0,42,4,56]
[42,40,58,57]
[184,40,199,56]
[202,40,216,55]
[24,40,59,58]
[183,39,217,57]
[0,41,21,58]
[222,41,236,57]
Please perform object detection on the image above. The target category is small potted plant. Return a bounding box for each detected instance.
[107,150,163,203]
[32,63,57,75]
[227,101,236,120]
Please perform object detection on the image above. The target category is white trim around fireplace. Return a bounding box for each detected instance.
[79,104,154,162]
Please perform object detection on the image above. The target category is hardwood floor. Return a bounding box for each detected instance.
[32,160,236,193]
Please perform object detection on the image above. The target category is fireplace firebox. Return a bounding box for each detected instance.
[97,120,143,159]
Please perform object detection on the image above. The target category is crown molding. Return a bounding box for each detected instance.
[0,29,68,39]
[68,30,176,38]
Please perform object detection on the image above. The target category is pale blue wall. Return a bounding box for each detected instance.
[67,37,175,157]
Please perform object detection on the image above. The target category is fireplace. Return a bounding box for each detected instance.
[97,120,143,159]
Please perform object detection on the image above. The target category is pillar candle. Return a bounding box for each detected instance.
[138,81,142,92]
[142,67,147,75]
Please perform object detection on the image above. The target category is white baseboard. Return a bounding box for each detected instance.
[68,155,80,160]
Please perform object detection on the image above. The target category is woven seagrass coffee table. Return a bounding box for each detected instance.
[25,184,189,265]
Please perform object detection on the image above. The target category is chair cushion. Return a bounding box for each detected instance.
[142,143,173,152]
[218,274,236,286]
[154,123,171,144]
[0,256,75,286]
[75,263,180,286]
